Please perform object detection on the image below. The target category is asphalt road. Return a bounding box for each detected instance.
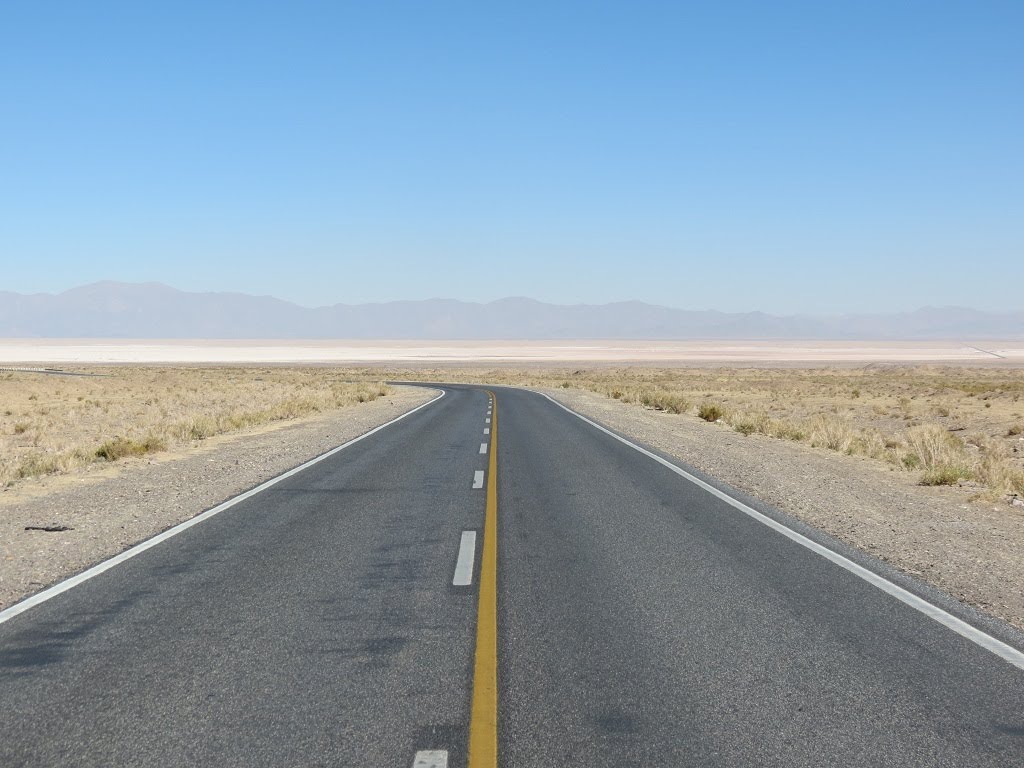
[1,384,1022,767]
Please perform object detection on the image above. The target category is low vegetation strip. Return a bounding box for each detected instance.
[584,371,1024,502]
[0,367,391,488]
[389,366,1024,505]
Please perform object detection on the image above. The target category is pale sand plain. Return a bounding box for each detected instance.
[1,338,1023,365]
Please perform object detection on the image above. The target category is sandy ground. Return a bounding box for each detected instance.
[0,386,436,612]
[544,388,1024,632]
[2,338,1023,364]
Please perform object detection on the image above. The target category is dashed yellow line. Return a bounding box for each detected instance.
[468,391,498,768]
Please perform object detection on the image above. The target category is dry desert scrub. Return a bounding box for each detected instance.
[0,367,391,487]
[385,365,1024,503]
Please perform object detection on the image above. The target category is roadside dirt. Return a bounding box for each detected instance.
[0,386,436,611]
[544,388,1024,632]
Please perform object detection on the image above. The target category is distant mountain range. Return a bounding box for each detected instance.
[1,282,1022,340]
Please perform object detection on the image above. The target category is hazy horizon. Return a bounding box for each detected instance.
[3,279,1023,317]
[3,281,1023,341]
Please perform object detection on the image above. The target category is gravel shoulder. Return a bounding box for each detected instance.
[544,388,1024,632]
[0,386,437,611]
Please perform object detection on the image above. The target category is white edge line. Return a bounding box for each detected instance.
[0,388,447,626]
[472,470,485,489]
[536,391,1024,671]
[452,530,477,586]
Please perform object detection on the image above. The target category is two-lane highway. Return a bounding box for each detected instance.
[1,384,1022,767]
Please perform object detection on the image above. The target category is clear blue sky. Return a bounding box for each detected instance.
[1,1,1021,313]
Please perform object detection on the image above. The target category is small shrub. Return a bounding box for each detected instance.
[15,448,93,480]
[658,394,689,414]
[905,424,970,471]
[13,422,29,435]
[728,411,770,437]
[16,453,63,479]
[920,465,973,486]
[902,453,921,470]
[1008,424,1022,436]
[849,429,888,460]
[734,420,756,436]
[808,415,855,453]
[175,416,217,440]
[773,422,807,441]
[95,435,166,461]
[970,439,1024,497]
[698,403,725,422]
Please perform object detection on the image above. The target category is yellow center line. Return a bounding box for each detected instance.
[468,390,499,768]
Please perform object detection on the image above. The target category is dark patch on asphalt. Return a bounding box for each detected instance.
[24,525,73,532]
[593,710,639,735]
[992,721,1024,736]
[0,593,153,674]
[359,557,420,589]
[363,635,408,656]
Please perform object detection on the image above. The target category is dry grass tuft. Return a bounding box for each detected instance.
[95,435,167,461]
[920,465,975,486]
[808,415,856,453]
[903,425,970,471]
[972,436,1024,497]
[697,403,725,422]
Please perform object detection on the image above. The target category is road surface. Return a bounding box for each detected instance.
[1,385,1022,767]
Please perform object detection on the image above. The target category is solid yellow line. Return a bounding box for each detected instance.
[468,391,499,768]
